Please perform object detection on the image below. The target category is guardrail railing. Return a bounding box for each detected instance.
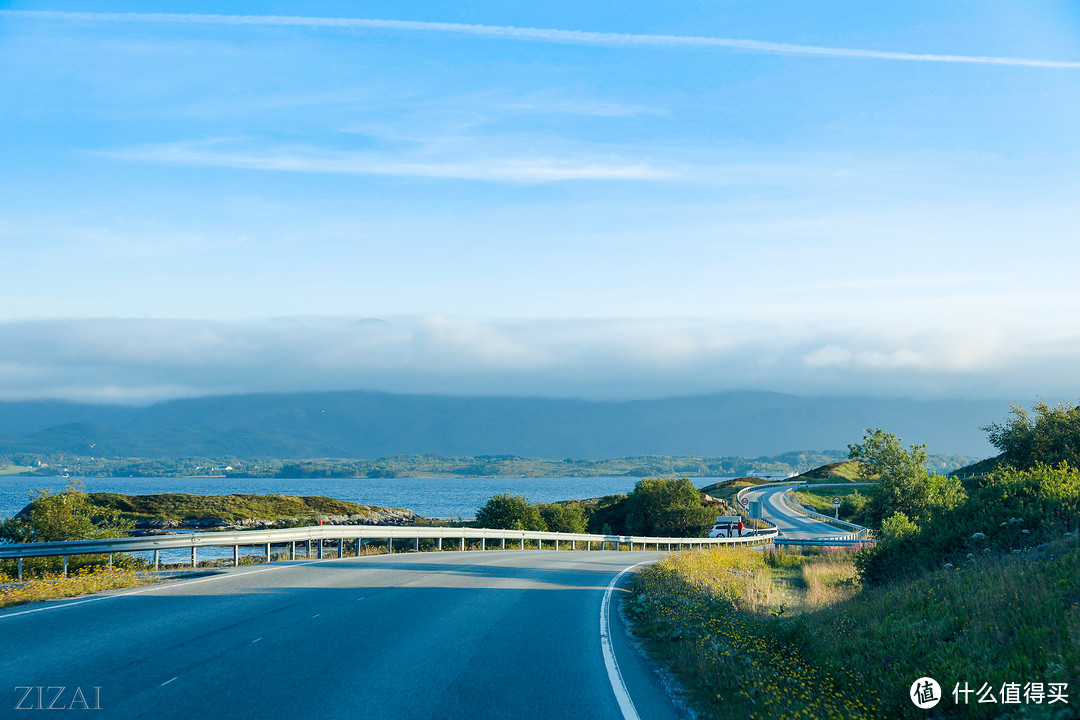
[0,522,779,581]
[779,486,873,541]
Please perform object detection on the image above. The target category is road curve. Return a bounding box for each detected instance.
[742,485,848,539]
[0,551,685,720]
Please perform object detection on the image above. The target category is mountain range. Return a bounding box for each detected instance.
[0,390,1007,460]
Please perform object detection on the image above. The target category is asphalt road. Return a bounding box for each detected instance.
[742,485,849,539]
[1,551,686,720]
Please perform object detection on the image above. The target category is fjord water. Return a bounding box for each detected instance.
[0,475,735,521]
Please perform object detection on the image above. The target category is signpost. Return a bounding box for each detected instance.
[833,496,842,519]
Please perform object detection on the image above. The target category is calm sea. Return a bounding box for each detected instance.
[0,475,734,521]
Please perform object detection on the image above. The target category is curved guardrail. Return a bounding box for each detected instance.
[0,522,779,579]
[779,485,873,541]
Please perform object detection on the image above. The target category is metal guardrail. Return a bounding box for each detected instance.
[779,486,873,541]
[0,523,779,580]
[773,537,871,547]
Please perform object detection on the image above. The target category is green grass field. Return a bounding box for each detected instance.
[628,542,1079,719]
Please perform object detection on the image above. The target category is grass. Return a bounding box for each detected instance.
[80,492,407,523]
[627,543,1079,719]
[792,487,869,520]
[0,566,152,608]
[699,477,773,503]
[0,464,34,476]
[797,460,869,482]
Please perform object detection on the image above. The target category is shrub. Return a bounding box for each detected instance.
[474,493,546,531]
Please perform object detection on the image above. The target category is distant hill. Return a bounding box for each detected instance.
[0,390,1006,460]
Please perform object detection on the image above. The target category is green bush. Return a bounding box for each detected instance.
[474,493,546,531]
[625,477,714,537]
[856,463,1080,583]
[0,481,133,544]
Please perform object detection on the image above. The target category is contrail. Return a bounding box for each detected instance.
[5,9,1079,69]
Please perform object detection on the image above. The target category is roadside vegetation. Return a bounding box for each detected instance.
[473,477,724,537]
[629,399,1080,719]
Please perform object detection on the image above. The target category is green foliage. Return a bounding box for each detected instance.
[474,493,546,531]
[879,511,919,542]
[857,463,1080,583]
[983,399,1080,470]
[849,428,965,525]
[537,502,587,533]
[625,477,714,537]
[0,481,133,543]
[78,492,396,523]
[629,545,1080,719]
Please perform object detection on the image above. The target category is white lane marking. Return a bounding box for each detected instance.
[312,613,320,618]
[251,637,262,644]
[160,677,178,687]
[600,559,654,720]
[0,555,358,621]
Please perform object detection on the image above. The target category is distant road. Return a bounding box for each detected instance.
[0,551,685,720]
[743,484,849,539]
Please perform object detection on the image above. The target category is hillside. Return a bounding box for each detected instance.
[0,390,1005,460]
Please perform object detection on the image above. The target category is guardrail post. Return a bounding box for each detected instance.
[554,539,559,551]
[17,557,22,581]
[437,537,443,550]
[501,537,505,550]
[459,537,465,552]
[571,540,575,550]
[519,538,524,550]
[154,550,159,570]
[481,537,486,551]
[414,537,419,552]
[268,542,274,562]
[108,553,113,569]
[306,539,311,558]
[63,555,68,576]
[191,547,196,568]
[233,545,239,567]
[290,541,296,560]
[318,539,324,559]
[338,540,344,558]
[387,538,393,554]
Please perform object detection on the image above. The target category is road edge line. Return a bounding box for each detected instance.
[601,559,654,720]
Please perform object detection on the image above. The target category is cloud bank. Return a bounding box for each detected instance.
[0,316,1075,405]
[6,10,1079,69]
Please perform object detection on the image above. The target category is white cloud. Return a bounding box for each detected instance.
[0,316,1078,404]
[99,140,675,183]
[6,11,1079,69]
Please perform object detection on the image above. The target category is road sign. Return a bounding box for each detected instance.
[748,500,762,520]
[740,497,749,507]
[832,496,842,507]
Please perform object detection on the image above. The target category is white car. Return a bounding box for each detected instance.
[708,522,734,538]
[708,515,744,538]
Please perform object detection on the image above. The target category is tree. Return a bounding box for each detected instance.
[0,480,132,544]
[848,428,963,524]
[537,503,587,533]
[983,399,1080,470]
[474,493,546,531]
[625,477,714,537]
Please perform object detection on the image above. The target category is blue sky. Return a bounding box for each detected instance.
[1,1,1079,403]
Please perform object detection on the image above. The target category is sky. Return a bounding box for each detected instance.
[1,1,1079,404]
